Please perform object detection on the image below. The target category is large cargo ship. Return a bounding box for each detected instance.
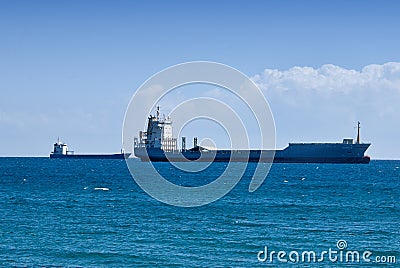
[133,108,371,164]
[50,139,130,159]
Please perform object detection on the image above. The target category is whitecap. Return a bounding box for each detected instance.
[94,187,110,191]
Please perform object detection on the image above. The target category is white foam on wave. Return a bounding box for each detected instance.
[94,187,110,191]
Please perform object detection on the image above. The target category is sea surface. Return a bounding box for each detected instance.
[0,158,399,267]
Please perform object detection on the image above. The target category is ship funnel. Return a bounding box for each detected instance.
[182,137,186,150]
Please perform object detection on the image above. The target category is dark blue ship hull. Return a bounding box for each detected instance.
[50,153,130,159]
[134,143,371,164]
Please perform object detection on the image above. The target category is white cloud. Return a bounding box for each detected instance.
[252,62,400,94]
[251,62,400,159]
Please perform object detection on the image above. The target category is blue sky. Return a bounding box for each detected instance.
[1,1,400,158]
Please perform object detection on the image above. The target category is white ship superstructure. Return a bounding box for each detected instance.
[134,106,177,152]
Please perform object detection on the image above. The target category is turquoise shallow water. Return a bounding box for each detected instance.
[0,158,399,267]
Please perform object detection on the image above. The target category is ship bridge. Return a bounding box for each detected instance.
[134,107,177,152]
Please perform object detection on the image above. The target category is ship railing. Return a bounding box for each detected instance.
[134,143,146,148]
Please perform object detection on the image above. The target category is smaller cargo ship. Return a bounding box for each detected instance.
[50,138,130,159]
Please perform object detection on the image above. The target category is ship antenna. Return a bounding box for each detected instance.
[356,121,360,144]
[157,106,160,120]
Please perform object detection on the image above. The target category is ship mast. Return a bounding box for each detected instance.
[356,121,360,144]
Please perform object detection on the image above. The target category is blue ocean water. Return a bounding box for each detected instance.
[0,158,399,267]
